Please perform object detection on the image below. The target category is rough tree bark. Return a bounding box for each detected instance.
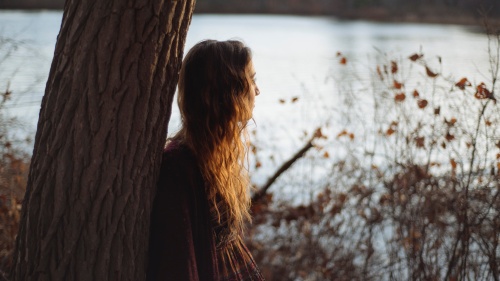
[10,0,195,280]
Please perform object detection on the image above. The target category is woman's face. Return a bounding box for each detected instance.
[246,60,260,112]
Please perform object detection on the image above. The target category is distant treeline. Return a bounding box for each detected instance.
[195,0,499,23]
[0,0,64,9]
[0,0,498,24]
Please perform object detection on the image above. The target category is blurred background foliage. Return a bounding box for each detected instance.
[247,33,500,280]
[0,38,32,279]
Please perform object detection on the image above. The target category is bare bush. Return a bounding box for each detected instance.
[0,38,31,278]
[248,32,500,281]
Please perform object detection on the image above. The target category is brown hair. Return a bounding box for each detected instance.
[173,40,253,247]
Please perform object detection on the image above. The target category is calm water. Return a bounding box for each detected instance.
[0,11,494,189]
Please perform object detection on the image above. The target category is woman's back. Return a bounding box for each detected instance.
[147,142,264,281]
[147,39,264,280]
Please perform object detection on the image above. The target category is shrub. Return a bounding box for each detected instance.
[248,33,500,280]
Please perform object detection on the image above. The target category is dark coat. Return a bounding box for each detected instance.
[147,142,218,281]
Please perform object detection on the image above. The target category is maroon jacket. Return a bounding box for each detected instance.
[147,143,219,280]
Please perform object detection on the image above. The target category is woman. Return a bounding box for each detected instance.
[147,40,264,281]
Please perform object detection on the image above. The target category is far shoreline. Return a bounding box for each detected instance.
[1,8,499,32]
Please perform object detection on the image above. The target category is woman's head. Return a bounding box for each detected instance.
[178,39,258,135]
[174,40,259,247]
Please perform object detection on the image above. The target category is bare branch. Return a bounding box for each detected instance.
[252,131,318,203]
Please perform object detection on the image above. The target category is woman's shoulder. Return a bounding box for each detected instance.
[163,140,192,161]
[161,140,199,176]
[157,139,205,204]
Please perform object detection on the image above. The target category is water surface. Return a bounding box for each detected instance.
[0,12,494,188]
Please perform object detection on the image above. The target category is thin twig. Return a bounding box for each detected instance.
[251,131,319,203]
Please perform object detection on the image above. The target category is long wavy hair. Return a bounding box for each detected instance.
[172,40,253,247]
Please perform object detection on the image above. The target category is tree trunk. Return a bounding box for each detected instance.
[10,0,195,280]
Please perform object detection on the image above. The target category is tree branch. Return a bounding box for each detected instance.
[252,132,319,204]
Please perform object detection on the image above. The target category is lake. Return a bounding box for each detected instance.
[0,11,495,191]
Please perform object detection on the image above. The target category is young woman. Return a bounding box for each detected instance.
[147,40,264,281]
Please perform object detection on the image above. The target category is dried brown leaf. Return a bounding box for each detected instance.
[475,82,494,100]
[455,77,471,90]
[395,93,406,102]
[446,132,455,142]
[450,159,457,170]
[417,99,428,109]
[391,61,398,74]
[425,66,438,78]
[409,53,423,61]
[434,107,440,115]
[415,137,425,148]
[393,80,403,89]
